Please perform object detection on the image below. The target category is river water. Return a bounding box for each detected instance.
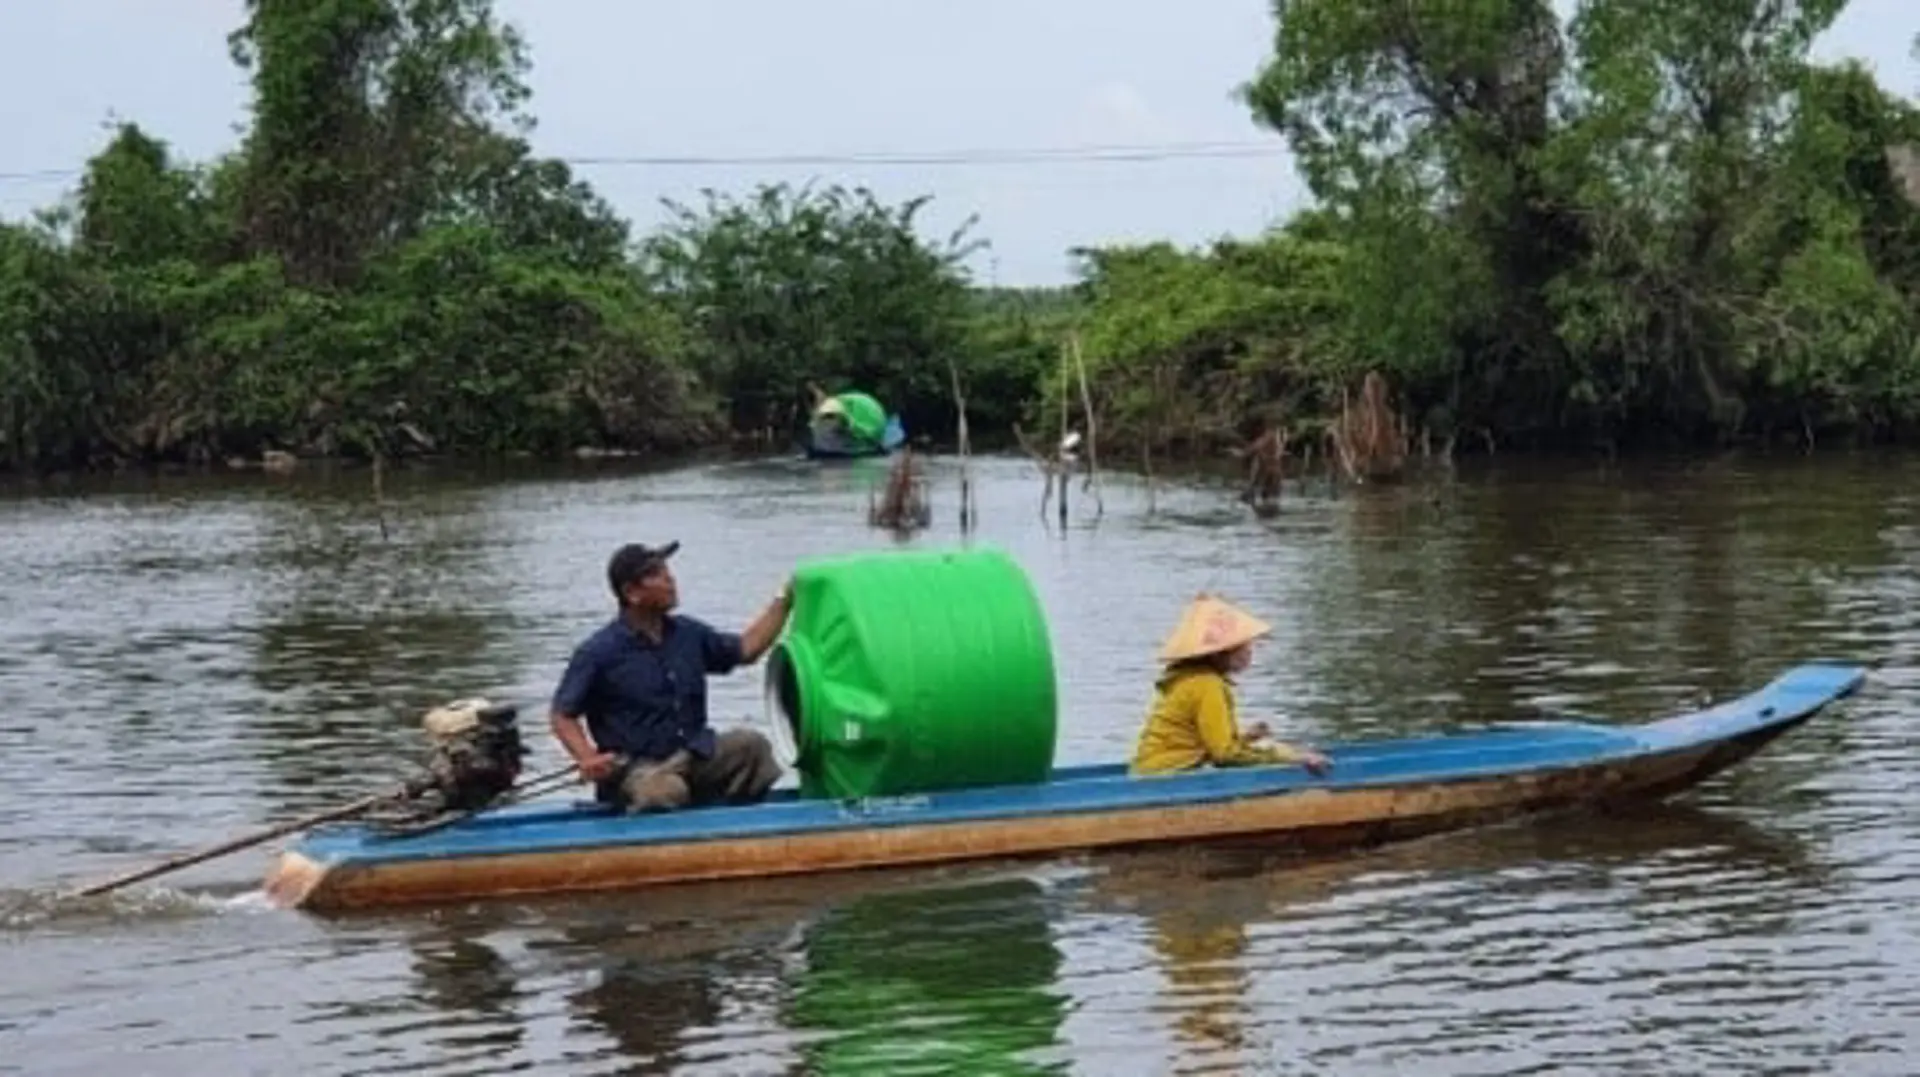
[2,451,1916,1074]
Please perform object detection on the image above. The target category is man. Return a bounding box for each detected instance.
[550,541,793,812]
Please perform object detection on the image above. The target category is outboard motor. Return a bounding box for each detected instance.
[411,697,531,813]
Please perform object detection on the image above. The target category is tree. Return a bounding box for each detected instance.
[1243,0,1581,439]
[641,182,986,441]
[227,0,534,289]
[1233,0,1920,452]
[1063,227,1359,458]
[0,0,717,473]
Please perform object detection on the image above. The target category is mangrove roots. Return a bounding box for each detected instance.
[1328,371,1409,484]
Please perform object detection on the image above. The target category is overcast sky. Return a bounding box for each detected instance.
[0,1,1912,285]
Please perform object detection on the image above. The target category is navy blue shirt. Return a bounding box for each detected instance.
[551,613,745,763]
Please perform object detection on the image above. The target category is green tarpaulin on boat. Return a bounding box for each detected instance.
[816,391,888,445]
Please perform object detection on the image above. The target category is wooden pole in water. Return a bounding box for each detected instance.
[1070,333,1103,520]
[65,762,583,900]
[1057,339,1071,529]
[63,789,407,900]
[947,354,974,532]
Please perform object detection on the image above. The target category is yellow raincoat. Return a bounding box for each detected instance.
[1129,666,1309,775]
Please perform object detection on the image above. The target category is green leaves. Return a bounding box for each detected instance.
[0,0,719,471]
[1059,226,1376,451]
[639,182,984,441]
[229,0,535,289]
[12,0,1920,471]
[1230,0,1920,450]
[0,0,1011,472]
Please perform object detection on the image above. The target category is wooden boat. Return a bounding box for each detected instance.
[262,661,1864,913]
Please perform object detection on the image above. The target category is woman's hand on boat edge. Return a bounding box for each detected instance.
[1245,721,1333,776]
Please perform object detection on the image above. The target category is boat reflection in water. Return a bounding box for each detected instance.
[371,795,1821,1074]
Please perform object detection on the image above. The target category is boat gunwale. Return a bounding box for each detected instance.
[274,728,1779,912]
[303,731,1647,864]
[293,661,1865,867]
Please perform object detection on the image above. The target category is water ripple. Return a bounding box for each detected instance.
[2,455,1917,1074]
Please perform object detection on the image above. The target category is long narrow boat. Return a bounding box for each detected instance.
[263,661,1865,913]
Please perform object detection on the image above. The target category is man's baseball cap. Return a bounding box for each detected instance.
[607,541,679,598]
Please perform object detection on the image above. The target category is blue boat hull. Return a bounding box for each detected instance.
[263,662,1865,912]
[802,442,889,460]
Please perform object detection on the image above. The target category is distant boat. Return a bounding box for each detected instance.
[262,661,1866,913]
[803,391,906,459]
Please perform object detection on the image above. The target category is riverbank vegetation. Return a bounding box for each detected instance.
[5,0,1920,475]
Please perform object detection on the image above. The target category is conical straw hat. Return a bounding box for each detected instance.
[1157,594,1272,663]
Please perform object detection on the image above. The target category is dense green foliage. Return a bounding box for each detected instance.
[1047,3,1920,459]
[2,0,719,469]
[0,0,1054,471]
[1218,0,1920,453]
[5,1,1920,472]
[639,184,989,443]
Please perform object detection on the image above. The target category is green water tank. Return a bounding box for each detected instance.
[763,545,1059,800]
[832,391,888,444]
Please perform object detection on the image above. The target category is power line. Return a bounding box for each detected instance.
[566,141,1283,167]
[0,169,78,184]
[0,140,1286,185]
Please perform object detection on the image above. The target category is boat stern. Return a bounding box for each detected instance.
[261,849,333,910]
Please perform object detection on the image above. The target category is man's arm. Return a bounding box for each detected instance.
[694,580,795,674]
[550,643,619,781]
[736,580,794,666]
[550,710,614,773]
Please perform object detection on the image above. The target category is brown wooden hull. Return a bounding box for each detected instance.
[267,735,1736,914]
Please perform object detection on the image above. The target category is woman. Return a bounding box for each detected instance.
[1129,594,1332,777]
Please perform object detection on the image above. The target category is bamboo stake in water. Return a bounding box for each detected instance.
[1069,333,1103,519]
[947,354,974,532]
